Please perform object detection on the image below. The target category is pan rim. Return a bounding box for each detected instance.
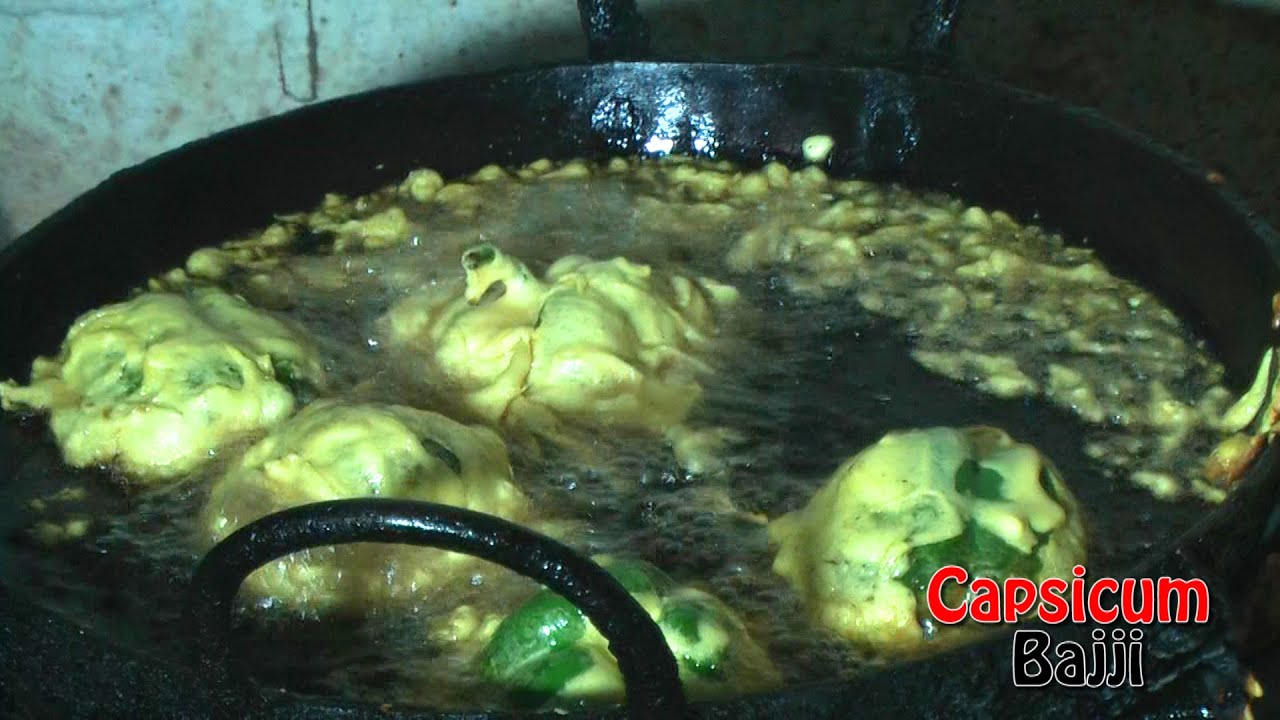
[0,58,1274,717]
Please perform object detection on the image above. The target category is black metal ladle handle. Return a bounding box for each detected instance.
[187,499,689,719]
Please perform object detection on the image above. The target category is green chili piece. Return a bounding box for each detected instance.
[901,532,969,595]
[117,366,143,397]
[418,436,463,475]
[954,459,1005,500]
[186,362,244,391]
[660,600,726,679]
[481,591,587,681]
[81,351,140,401]
[463,244,498,270]
[600,557,675,597]
[270,355,317,403]
[967,523,1039,582]
[901,522,1040,596]
[503,647,597,708]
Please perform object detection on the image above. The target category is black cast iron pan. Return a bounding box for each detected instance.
[2,1,1279,717]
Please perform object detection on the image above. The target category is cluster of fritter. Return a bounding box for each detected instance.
[43,150,1278,705]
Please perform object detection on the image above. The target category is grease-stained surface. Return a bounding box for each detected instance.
[2,1,1280,248]
[0,0,586,245]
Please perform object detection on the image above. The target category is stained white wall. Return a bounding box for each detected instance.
[0,0,599,245]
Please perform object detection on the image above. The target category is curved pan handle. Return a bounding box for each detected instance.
[574,0,966,66]
[187,499,689,719]
[577,0,651,62]
[908,0,964,65]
